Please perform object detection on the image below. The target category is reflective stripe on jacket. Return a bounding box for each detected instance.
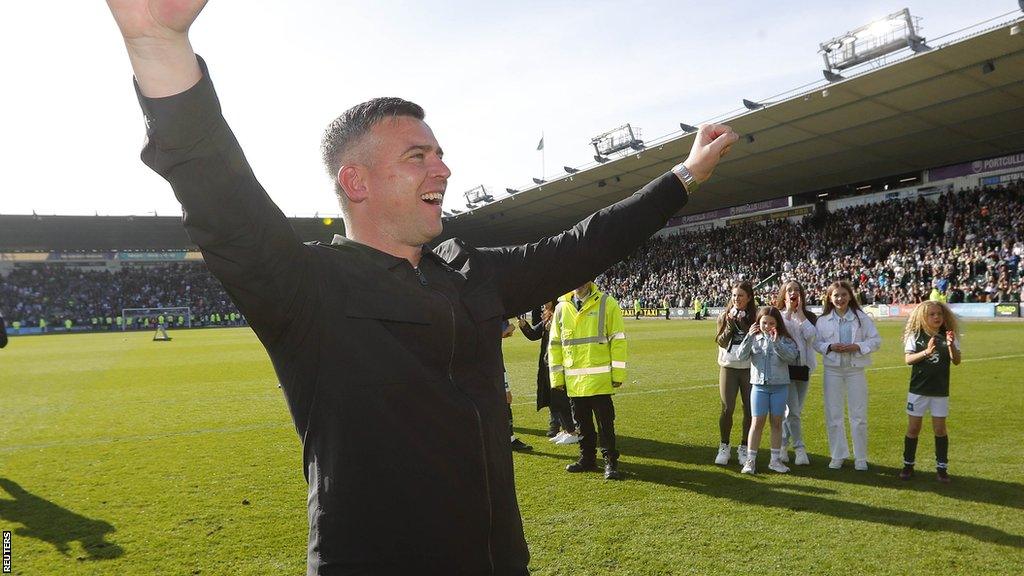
[548,285,627,397]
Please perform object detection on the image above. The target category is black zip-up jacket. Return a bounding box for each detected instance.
[135,57,688,576]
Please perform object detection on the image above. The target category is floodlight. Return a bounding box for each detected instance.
[597,180,606,187]
[532,177,545,185]
[564,166,579,174]
[463,184,493,208]
[679,123,698,133]
[594,155,608,163]
[745,134,755,144]
[743,99,764,110]
[819,9,927,72]
[506,188,519,194]
[590,124,643,157]
[982,61,995,74]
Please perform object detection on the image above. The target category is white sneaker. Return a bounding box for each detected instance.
[794,447,810,466]
[768,460,790,473]
[828,458,844,469]
[555,433,581,445]
[714,443,731,466]
[741,459,756,474]
[778,449,790,464]
[737,445,748,464]
[549,431,568,443]
[854,460,869,471]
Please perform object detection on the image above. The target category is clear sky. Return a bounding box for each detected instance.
[2,1,1019,217]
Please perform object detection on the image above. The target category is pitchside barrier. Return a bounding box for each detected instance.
[653,303,1021,321]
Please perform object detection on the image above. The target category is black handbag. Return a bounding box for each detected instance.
[788,364,810,381]
[789,336,810,381]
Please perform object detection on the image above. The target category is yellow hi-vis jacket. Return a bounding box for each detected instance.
[548,286,627,397]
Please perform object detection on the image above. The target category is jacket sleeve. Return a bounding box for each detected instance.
[519,308,544,341]
[735,332,755,361]
[800,319,818,351]
[134,57,313,349]
[773,336,800,364]
[0,316,7,349]
[479,173,688,316]
[814,318,833,356]
[854,314,883,356]
[608,298,627,383]
[715,313,736,349]
[547,304,566,389]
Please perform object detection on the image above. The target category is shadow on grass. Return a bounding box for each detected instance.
[621,460,1024,548]
[629,434,1023,511]
[0,478,123,561]
[514,427,1024,548]
[517,427,1024,511]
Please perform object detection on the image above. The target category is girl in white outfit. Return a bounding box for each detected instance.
[775,281,818,466]
[814,280,882,471]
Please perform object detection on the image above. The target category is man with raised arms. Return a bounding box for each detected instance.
[104,1,737,573]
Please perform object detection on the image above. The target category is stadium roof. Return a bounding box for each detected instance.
[0,214,345,252]
[439,17,1024,247]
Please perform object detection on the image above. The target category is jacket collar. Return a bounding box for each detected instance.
[331,234,442,271]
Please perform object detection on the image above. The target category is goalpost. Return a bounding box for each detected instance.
[121,307,193,332]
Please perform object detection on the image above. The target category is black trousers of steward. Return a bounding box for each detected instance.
[570,394,617,462]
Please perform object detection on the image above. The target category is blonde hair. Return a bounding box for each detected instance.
[904,301,960,340]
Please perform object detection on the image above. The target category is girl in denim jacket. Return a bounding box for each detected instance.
[736,306,800,474]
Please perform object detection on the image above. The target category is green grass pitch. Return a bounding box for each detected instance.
[1,320,1022,575]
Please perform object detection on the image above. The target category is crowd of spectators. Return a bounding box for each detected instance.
[2,181,1022,331]
[0,262,242,330]
[600,180,1024,309]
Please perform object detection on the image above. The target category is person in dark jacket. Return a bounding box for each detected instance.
[519,303,575,439]
[502,319,533,452]
[105,2,736,574]
[0,312,8,349]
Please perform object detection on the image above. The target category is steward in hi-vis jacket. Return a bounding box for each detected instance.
[549,282,627,479]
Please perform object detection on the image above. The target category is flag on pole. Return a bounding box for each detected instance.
[536,136,544,151]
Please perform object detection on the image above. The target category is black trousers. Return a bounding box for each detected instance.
[569,394,617,462]
[547,386,576,432]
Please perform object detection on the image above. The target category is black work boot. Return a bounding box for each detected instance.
[603,458,623,480]
[566,457,598,473]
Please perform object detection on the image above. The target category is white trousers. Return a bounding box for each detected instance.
[782,380,810,449]
[822,366,868,462]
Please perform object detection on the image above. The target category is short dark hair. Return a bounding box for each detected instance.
[320,97,425,209]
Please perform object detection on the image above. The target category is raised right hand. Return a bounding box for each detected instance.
[107,0,208,41]
[682,124,739,184]
[106,0,208,97]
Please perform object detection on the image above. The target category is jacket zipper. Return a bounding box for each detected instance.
[418,265,496,574]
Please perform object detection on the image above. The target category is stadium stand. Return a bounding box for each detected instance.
[601,180,1024,310]
[2,180,1021,333]
[0,214,344,333]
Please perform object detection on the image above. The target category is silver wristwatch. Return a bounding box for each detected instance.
[671,162,700,195]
